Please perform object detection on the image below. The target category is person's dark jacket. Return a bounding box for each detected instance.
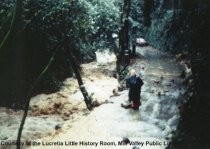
[126,75,144,102]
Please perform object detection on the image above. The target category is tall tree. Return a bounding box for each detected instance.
[65,46,93,110]
[117,0,131,74]
[143,0,154,26]
[16,45,60,149]
[119,0,131,56]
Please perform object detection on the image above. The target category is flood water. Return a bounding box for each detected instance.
[34,46,185,149]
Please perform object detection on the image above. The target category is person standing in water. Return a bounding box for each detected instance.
[122,69,144,110]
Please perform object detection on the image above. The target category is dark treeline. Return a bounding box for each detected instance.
[171,1,210,148]
[0,0,121,108]
[142,0,210,148]
[135,0,210,148]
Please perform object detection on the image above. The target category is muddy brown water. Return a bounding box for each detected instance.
[0,46,186,149]
[29,46,185,149]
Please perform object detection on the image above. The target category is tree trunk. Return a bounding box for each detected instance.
[132,43,136,56]
[16,46,59,149]
[117,0,131,76]
[66,49,93,111]
[143,0,154,26]
[6,1,24,148]
[118,0,131,64]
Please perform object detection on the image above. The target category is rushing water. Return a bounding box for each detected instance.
[32,46,185,149]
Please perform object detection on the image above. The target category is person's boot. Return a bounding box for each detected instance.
[121,103,132,109]
[131,100,141,110]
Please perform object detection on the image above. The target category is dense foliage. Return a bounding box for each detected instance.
[0,0,121,107]
[148,0,210,148]
[171,1,210,148]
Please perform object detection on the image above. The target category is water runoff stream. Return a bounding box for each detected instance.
[31,46,185,149]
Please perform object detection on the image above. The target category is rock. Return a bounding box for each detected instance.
[170,79,175,83]
[164,90,169,93]
[92,100,100,107]
[118,85,126,91]
[113,73,118,78]
[110,89,121,98]
[55,124,62,130]
[154,80,160,84]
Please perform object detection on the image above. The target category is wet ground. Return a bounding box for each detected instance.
[30,46,185,149]
[0,46,186,149]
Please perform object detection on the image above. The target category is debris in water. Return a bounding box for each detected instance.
[55,124,62,130]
